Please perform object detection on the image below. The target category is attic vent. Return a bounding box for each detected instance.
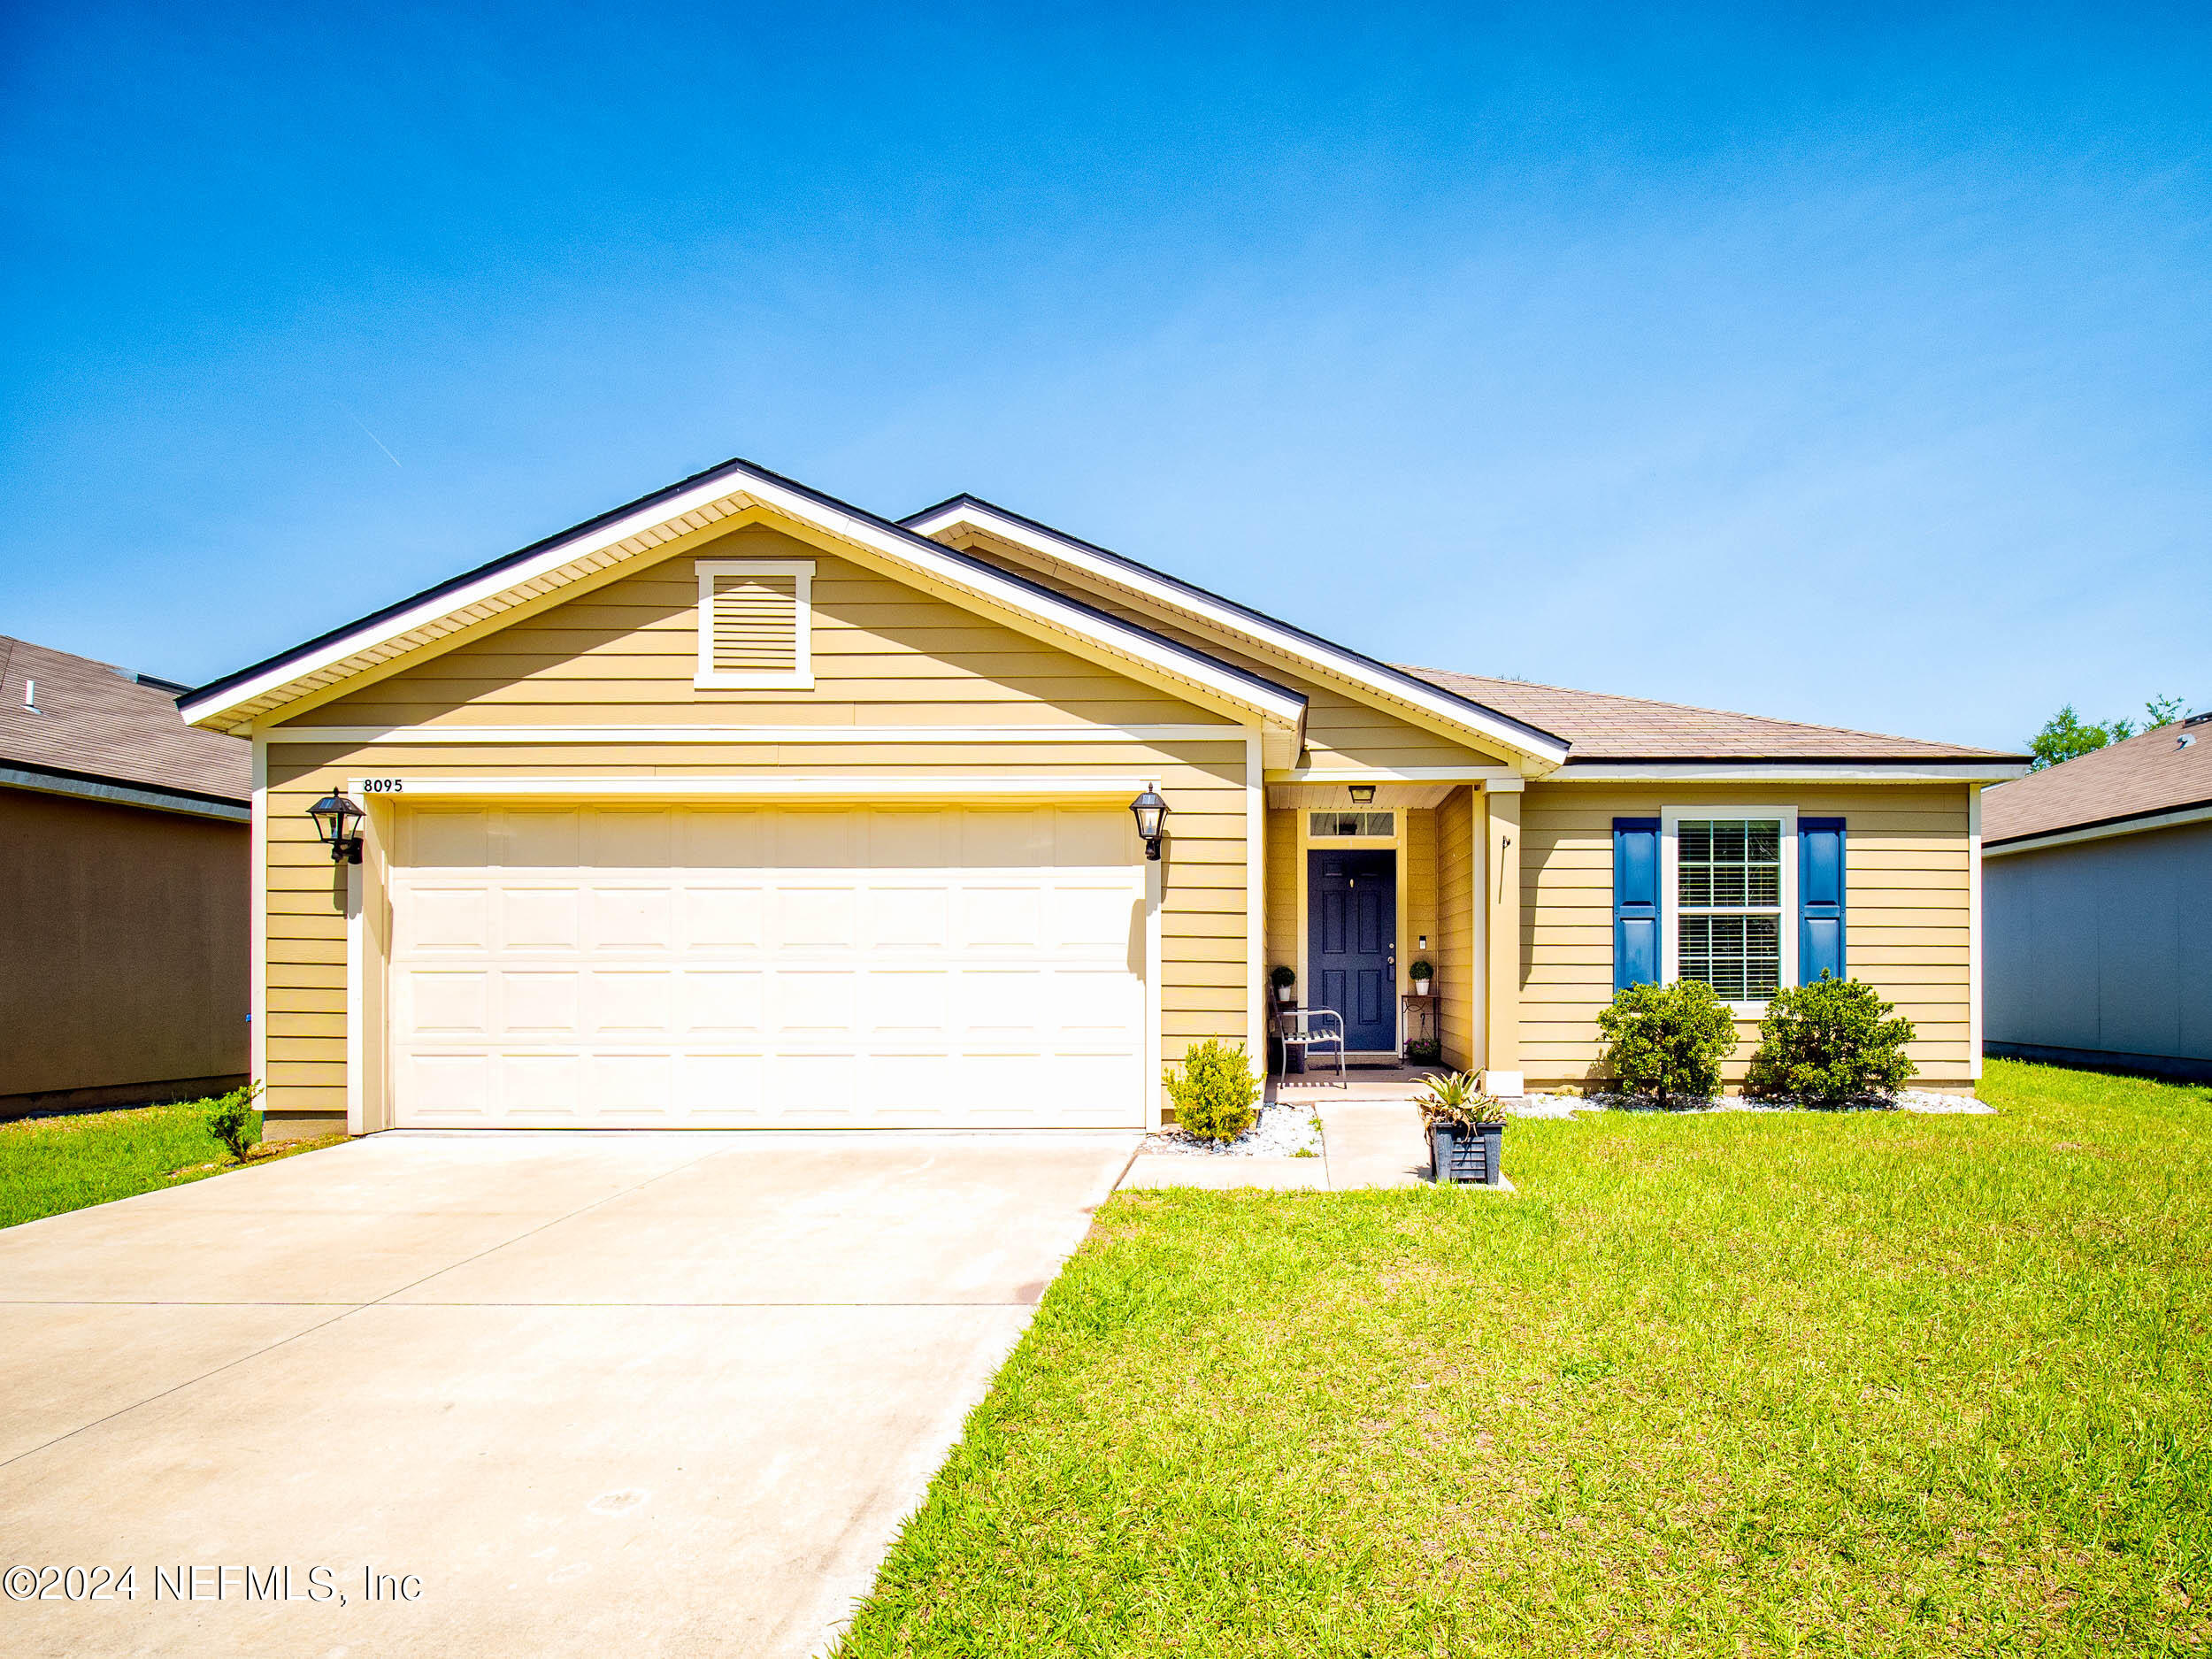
[695,559,813,689]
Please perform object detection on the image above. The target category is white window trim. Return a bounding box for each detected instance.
[1660,805,1798,1016]
[695,558,814,690]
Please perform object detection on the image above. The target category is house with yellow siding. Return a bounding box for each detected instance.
[178,458,2026,1139]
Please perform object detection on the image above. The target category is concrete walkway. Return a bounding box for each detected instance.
[0,1129,1136,1659]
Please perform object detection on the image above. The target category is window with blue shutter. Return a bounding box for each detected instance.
[1799,817,1847,982]
[1613,817,1661,990]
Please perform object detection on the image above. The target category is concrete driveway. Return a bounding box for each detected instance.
[0,1129,1137,1658]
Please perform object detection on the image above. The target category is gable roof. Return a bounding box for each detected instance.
[179,457,1309,747]
[1984,717,2212,847]
[2,635,249,807]
[1402,666,2022,766]
[899,495,1571,770]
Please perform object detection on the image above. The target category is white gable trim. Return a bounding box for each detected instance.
[904,499,1571,770]
[180,462,1309,741]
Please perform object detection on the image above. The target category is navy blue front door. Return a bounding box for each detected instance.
[1309,849,1396,1052]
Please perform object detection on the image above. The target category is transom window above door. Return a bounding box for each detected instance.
[1672,815,1787,1004]
[1309,810,1395,839]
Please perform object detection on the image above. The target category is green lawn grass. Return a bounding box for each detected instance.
[0,1100,341,1228]
[841,1059,2211,1656]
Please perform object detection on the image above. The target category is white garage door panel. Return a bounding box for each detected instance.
[388,804,1147,1128]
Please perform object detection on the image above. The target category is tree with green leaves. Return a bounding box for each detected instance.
[2029,697,2194,770]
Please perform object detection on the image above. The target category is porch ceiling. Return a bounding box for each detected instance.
[1267,780,1459,810]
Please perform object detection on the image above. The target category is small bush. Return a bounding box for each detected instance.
[1164,1040,1260,1142]
[1746,972,1918,1106]
[205,1082,264,1162]
[1596,980,1738,1108]
[1414,1071,1503,1127]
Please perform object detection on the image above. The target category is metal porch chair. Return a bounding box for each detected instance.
[1273,1002,1348,1087]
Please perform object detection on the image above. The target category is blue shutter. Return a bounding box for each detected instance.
[1613,817,1661,991]
[1800,817,1847,983]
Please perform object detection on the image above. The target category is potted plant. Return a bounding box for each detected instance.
[1409,957,1433,996]
[1415,1071,1507,1186]
[1403,1035,1443,1065]
[1269,964,1297,1006]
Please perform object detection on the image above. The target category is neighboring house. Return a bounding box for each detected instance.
[177,458,2026,1140]
[1,636,250,1116]
[1982,716,2212,1081]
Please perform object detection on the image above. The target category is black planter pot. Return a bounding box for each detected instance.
[1430,1120,1506,1187]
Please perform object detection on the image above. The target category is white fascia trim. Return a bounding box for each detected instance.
[1981,800,2212,858]
[694,558,814,690]
[250,737,267,1094]
[1968,784,1983,1082]
[344,858,364,1136]
[1659,804,1799,1018]
[182,465,1306,733]
[346,774,1155,801]
[1558,763,2028,784]
[1266,764,1524,784]
[0,765,250,822]
[907,502,1570,768]
[272,723,1246,746]
[1246,733,1265,1066]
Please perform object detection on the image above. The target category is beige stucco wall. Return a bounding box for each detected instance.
[1517,781,1975,1091]
[257,526,1256,1133]
[1,787,249,1112]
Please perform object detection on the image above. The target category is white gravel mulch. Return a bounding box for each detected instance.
[1141,1100,1327,1157]
[1512,1087,1993,1118]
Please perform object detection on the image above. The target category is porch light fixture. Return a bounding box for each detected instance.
[1348,784,1376,804]
[1128,788,1168,860]
[307,791,365,864]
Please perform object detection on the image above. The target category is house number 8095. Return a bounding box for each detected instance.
[358,779,404,794]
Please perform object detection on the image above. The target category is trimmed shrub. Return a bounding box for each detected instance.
[1164,1040,1260,1142]
[205,1082,265,1162]
[1596,980,1738,1109]
[1746,972,1917,1106]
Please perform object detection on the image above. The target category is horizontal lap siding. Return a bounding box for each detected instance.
[1264,807,1296,975]
[1437,787,1476,1071]
[1518,783,1974,1088]
[1406,803,1438,999]
[949,537,1510,775]
[263,740,1249,1123]
[303,529,1217,730]
[259,527,1254,1126]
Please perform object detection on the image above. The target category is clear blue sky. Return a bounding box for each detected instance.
[4,4,2206,750]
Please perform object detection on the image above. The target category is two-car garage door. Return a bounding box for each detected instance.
[388,803,1147,1128]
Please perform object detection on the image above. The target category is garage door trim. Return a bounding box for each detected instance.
[342,782,1165,1134]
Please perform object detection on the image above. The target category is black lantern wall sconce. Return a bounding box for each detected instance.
[307,791,366,864]
[1128,788,1168,861]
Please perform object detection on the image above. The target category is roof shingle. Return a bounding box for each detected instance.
[1982,718,2212,845]
[0,636,250,805]
[1398,665,2018,764]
